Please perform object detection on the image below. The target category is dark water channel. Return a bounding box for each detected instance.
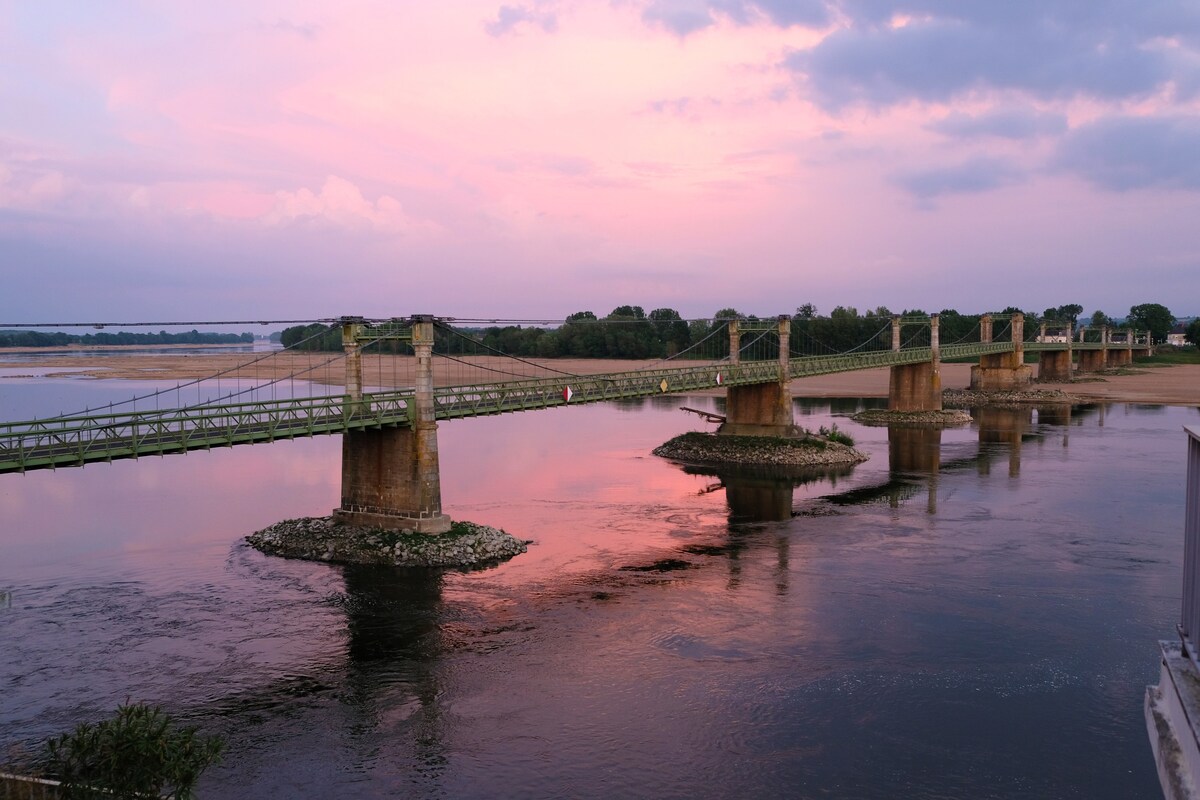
[1,375,1196,798]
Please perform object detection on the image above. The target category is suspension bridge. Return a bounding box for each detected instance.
[0,312,1150,533]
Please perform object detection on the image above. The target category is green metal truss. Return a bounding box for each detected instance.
[0,337,1147,474]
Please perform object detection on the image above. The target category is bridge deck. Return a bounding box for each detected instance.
[0,339,1117,473]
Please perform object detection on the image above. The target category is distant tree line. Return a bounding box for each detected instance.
[0,329,254,348]
[275,300,1189,359]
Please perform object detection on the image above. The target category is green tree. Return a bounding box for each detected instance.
[602,305,656,358]
[649,307,690,356]
[936,309,981,344]
[1046,303,1083,324]
[794,303,818,319]
[558,311,605,357]
[1127,303,1175,343]
[279,323,339,351]
[1186,319,1200,347]
[1088,310,1113,328]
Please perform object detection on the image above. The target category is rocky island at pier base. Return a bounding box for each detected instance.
[246,517,529,568]
[851,408,973,427]
[653,430,867,469]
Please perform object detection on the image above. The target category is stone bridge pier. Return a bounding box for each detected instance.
[719,316,798,436]
[888,315,942,411]
[334,315,452,534]
[971,313,1032,390]
[1108,330,1135,366]
[1077,326,1109,373]
[1037,322,1073,382]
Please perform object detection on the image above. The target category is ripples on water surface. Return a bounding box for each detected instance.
[1,381,1196,798]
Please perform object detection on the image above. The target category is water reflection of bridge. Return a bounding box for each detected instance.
[686,402,1102,523]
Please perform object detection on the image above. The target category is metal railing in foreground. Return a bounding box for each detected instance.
[1,772,63,800]
[1181,426,1200,668]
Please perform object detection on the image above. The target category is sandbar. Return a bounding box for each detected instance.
[1,351,1197,406]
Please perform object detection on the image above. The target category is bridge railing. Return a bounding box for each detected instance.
[430,359,775,418]
[0,392,415,473]
[0,334,1078,473]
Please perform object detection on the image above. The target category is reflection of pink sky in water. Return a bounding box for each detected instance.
[1,395,1189,598]
[0,437,341,577]
[0,391,1193,799]
[438,400,734,585]
[0,397,730,585]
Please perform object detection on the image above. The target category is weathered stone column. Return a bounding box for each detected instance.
[719,316,796,437]
[777,315,790,383]
[980,314,993,344]
[931,313,940,363]
[892,315,902,351]
[1037,322,1073,382]
[1038,350,1071,382]
[888,315,942,412]
[342,319,363,403]
[1012,312,1025,364]
[336,315,452,534]
[971,313,1032,390]
[728,318,740,365]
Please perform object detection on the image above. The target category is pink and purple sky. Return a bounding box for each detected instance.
[2,1,1198,324]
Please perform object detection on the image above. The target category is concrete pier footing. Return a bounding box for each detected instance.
[335,316,451,534]
[334,425,451,533]
[1078,349,1108,373]
[1038,350,1072,382]
[889,362,942,411]
[720,381,798,436]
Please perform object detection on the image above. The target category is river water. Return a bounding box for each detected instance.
[1,372,1196,798]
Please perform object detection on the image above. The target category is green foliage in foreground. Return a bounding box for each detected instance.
[44,703,223,800]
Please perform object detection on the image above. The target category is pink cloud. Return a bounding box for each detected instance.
[1,2,1198,321]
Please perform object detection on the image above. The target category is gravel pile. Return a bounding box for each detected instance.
[852,409,972,426]
[943,388,1080,407]
[246,516,528,568]
[653,432,867,468]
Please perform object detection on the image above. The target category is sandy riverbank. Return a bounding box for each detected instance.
[2,351,1197,406]
[785,362,1200,406]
